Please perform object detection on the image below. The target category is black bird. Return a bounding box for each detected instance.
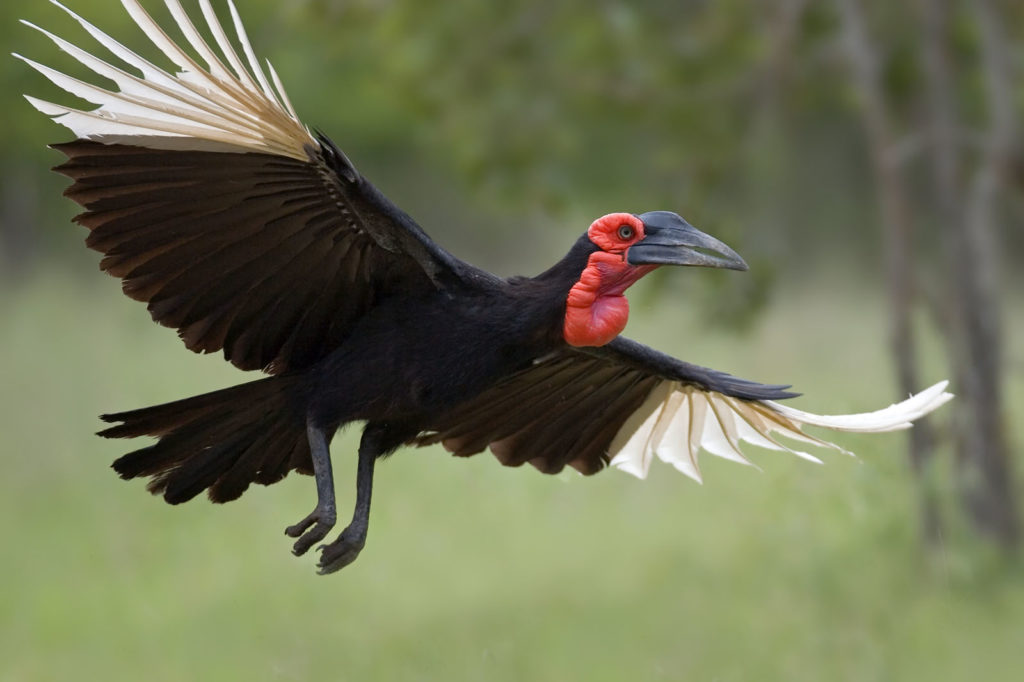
[19,0,951,574]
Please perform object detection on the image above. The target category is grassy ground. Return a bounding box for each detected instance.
[1,268,1022,681]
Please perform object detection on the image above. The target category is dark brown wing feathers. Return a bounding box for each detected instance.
[53,139,468,374]
[416,353,660,476]
[416,338,797,477]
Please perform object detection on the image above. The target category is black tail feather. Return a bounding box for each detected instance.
[105,375,308,503]
[99,381,268,437]
[209,418,306,502]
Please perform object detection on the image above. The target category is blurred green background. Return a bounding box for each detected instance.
[2,1,1022,680]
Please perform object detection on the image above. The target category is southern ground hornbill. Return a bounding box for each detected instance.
[19,0,952,574]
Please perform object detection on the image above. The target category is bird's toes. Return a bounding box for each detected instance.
[284,519,312,538]
[316,531,365,574]
[286,508,336,556]
[291,522,333,556]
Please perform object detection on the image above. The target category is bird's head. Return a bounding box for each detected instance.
[564,211,747,347]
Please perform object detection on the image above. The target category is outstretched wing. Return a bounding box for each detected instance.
[18,0,491,373]
[416,336,953,480]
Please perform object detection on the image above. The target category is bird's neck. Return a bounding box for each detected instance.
[524,236,656,348]
[563,252,656,346]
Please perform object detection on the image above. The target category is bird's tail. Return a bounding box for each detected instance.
[101,375,310,504]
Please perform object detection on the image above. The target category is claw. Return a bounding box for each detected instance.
[316,527,366,574]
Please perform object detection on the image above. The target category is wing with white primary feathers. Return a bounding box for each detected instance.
[607,375,953,481]
[417,338,953,481]
[17,0,312,157]
[18,0,486,373]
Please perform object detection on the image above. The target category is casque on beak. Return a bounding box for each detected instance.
[626,211,748,271]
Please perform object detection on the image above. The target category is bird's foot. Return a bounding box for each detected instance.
[284,505,336,556]
[316,526,366,575]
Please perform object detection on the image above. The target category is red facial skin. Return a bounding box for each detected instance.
[563,213,657,347]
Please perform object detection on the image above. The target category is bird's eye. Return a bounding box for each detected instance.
[617,224,635,241]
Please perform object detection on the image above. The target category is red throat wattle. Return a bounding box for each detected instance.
[563,213,656,347]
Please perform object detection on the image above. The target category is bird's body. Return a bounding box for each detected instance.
[310,260,567,430]
[20,0,952,574]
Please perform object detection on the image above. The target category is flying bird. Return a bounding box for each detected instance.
[18,0,952,574]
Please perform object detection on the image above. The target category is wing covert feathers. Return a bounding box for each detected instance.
[17,0,314,159]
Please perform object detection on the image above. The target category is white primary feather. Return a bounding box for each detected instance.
[17,0,314,160]
[609,380,953,481]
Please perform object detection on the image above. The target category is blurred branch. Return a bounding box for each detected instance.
[835,0,942,545]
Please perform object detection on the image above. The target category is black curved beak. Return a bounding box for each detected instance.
[626,211,748,271]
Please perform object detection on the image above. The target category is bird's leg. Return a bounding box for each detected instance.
[285,418,337,556]
[315,424,383,574]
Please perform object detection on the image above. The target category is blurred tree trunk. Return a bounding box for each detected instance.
[919,0,1019,549]
[834,0,942,544]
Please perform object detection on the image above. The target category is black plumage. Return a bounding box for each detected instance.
[51,135,788,572]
